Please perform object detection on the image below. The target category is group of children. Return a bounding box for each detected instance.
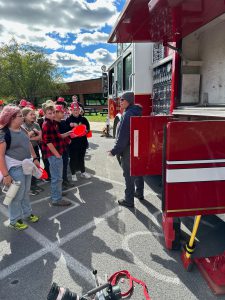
[0,96,91,230]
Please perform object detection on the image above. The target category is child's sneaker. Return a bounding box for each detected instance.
[33,186,44,193]
[9,219,28,231]
[29,189,39,196]
[72,174,77,181]
[80,172,91,179]
[26,214,39,223]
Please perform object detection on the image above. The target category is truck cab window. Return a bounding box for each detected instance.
[109,68,114,95]
[117,61,122,92]
[123,53,132,91]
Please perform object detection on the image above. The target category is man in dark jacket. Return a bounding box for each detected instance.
[109,92,144,208]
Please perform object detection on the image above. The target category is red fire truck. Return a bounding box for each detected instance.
[108,0,225,294]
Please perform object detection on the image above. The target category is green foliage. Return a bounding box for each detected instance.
[0,39,66,104]
[85,113,107,122]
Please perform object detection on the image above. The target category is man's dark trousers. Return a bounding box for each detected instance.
[62,150,69,182]
[121,146,144,205]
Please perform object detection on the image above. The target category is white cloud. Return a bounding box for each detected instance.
[0,0,117,38]
[64,45,76,51]
[0,0,120,80]
[49,51,89,67]
[74,31,108,46]
[0,21,62,50]
[86,48,116,65]
[64,65,103,82]
[63,48,116,82]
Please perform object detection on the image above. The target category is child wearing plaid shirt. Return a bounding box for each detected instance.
[42,102,71,206]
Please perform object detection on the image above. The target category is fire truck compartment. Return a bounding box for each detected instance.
[175,15,225,114]
[163,120,225,217]
[130,116,171,176]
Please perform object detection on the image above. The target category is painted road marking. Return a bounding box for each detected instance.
[94,175,157,196]
[32,182,92,205]
[149,210,161,228]
[0,203,180,286]
[0,203,119,282]
[32,195,51,205]
[122,231,180,285]
[0,178,173,286]
[48,200,80,221]
[58,207,120,246]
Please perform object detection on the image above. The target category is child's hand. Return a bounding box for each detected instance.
[107,151,113,157]
[70,132,77,139]
[3,175,12,186]
[28,130,35,138]
[70,123,78,128]
[34,159,40,168]
[33,128,39,135]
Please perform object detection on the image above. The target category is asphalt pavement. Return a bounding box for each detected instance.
[0,132,225,299]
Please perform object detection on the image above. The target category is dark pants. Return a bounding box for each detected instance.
[120,147,144,205]
[69,145,86,174]
[62,150,69,182]
[31,145,40,187]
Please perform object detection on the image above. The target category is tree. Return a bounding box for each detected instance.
[0,40,67,105]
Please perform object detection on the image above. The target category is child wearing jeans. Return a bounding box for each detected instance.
[41,101,71,206]
[0,105,40,230]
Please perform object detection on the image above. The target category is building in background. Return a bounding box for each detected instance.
[60,78,107,109]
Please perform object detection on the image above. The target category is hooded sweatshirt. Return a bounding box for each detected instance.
[66,114,90,149]
[111,104,142,156]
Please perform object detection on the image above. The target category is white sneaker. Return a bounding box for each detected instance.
[72,174,78,181]
[80,172,91,179]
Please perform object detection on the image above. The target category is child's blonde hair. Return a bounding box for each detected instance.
[42,100,55,113]
[22,107,33,117]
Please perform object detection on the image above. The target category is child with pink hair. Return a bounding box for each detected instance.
[0,105,40,230]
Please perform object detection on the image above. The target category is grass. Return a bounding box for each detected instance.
[85,113,107,122]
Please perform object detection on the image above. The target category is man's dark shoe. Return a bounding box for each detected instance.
[118,200,134,208]
[52,199,71,206]
[43,177,51,182]
[62,191,69,196]
[33,186,44,193]
[62,181,74,189]
[30,189,39,196]
[134,192,144,200]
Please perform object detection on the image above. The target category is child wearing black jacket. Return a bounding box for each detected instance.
[66,103,91,181]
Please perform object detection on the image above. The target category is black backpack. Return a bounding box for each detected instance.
[1,127,11,150]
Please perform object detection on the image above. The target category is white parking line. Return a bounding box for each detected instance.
[94,175,125,186]
[122,231,180,285]
[32,195,50,205]
[0,247,50,281]
[59,207,120,246]
[61,181,92,193]
[48,201,80,221]
[36,180,49,186]
[31,182,92,205]
[94,175,157,196]
[0,203,119,282]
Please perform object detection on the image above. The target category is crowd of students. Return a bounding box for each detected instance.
[0,96,91,230]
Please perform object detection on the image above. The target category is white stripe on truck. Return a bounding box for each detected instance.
[166,167,225,183]
[133,130,139,157]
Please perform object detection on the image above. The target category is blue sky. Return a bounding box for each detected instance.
[0,0,126,82]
